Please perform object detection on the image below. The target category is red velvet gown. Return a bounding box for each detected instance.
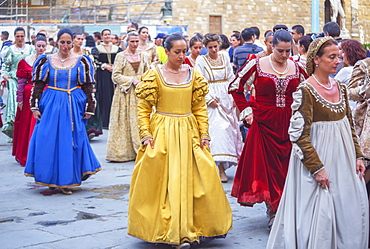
[12,59,36,166]
[229,58,307,212]
[183,57,195,67]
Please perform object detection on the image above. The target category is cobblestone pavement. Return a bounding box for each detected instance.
[0,130,270,249]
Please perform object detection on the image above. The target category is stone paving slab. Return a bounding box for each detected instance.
[0,128,269,248]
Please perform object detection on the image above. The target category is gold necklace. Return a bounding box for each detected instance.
[164,64,182,74]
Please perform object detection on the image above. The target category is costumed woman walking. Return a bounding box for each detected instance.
[128,33,232,249]
[229,30,307,228]
[72,32,103,139]
[24,28,101,195]
[91,28,122,128]
[1,27,35,142]
[106,32,149,162]
[267,36,369,249]
[195,33,242,183]
[12,33,46,166]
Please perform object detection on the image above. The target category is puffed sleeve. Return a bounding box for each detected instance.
[297,61,309,82]
[16,59,32,103]
[1,47,12,78]
[348,59,370,101]
[191,68,210,140]
[194,56,214,105]
[78,55,96,114]
[135,69,158,143]
[91,47,103,70]
[228,59,257,121]
[289,85,324,175]
[112,52,138,92]
[30,55,49,111]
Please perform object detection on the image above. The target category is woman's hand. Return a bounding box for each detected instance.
[83,113,92,119]
[356,158,366,180]
[33,110,41,121]
[133,79,140,87]
[105,65,113,72]
[314,169,330,189]
[245,113,253,125]
[209,100,218,108]
[200,139,210,149]
[18,102,23,111]
[143,138,154,149]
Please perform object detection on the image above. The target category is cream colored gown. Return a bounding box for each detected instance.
[106,52,149,162]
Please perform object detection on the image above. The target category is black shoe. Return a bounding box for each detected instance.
[0,103,5,110]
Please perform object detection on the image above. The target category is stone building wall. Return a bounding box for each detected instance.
[171,0,370,43]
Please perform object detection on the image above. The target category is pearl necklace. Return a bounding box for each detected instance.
[164,64,182,74]
[57,53,71,67]
[206,54,222,67]
[269,54,290,75]
[312,74,333,90]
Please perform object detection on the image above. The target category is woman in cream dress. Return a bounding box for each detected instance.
[137,26,158,65]
[267,37,368,249]
[106,32,149,162]
[195,33,242,183]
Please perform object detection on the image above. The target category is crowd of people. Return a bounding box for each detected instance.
[0,20,370,248]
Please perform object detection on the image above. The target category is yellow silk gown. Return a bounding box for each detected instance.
[128,66,232,245]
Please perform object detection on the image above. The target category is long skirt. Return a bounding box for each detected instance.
[25,88,101,187]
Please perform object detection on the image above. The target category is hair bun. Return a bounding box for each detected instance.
[36,32,46,38]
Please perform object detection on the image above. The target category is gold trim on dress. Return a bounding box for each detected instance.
[156,110,192,117]
[24,168,101,188]
[208,79,228,84]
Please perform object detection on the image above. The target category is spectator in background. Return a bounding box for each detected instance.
[324,22,342,77]
[251,26,266,50]
[93,31,101,45]
[111,34,120,47]
[292,35,312,68]
[273,24,288,32]
[233,27,263,71]
[219,34,231,59]
[323,21,341,41]
[155,33,167,64]
[291,24,305,55]
[229,32,243,70]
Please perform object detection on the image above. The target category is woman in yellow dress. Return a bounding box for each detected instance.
[106,32,149,162]
[128,33,232,249]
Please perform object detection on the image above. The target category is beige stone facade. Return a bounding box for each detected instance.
[171,0,370,43]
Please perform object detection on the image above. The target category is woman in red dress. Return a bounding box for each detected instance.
[184,35,202,67]
[228,30,307,228]
[12,34,47,166]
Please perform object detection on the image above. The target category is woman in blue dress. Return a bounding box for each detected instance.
[25,28,101,195]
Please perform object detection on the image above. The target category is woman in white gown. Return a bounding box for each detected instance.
[267,37,369,249]
[195,33,242,183]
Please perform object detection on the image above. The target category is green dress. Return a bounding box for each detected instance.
[1,44,34,141]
